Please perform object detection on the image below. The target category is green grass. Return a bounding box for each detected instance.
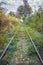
[27,27,43,58]
[0,22,43,65]
[2,33,19,65]
[0,23,21,65]
[22,26,42,65]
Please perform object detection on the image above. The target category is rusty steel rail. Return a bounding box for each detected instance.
[0,25,21,60]
[26,29,43,65]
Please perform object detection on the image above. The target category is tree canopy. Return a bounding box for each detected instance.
[17,5,32,18]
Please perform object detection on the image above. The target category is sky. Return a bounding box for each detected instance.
[0,0,43,14]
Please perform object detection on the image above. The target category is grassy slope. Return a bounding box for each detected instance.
[16,26,41,65]
[0,15,21,65]
[24,26,43,57]
[24,11,43,33]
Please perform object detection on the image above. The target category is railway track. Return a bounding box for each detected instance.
[0,24,43,65]
[25,29,43,65]
[0,24,21,60]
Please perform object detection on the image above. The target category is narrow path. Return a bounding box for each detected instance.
[11,28,29,65]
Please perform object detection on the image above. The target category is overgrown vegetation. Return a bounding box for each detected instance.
[0,2,43,65]
[22,27,42,65]
[24,11,43,33]
[0,10,20,65]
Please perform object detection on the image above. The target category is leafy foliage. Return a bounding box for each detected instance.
[17,5,32,18]
[24,11,43,33]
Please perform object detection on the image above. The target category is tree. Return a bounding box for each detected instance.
[17,5,32,18]
[38,6,43,13]
[9,11,15,16]
[0,9,8,31]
